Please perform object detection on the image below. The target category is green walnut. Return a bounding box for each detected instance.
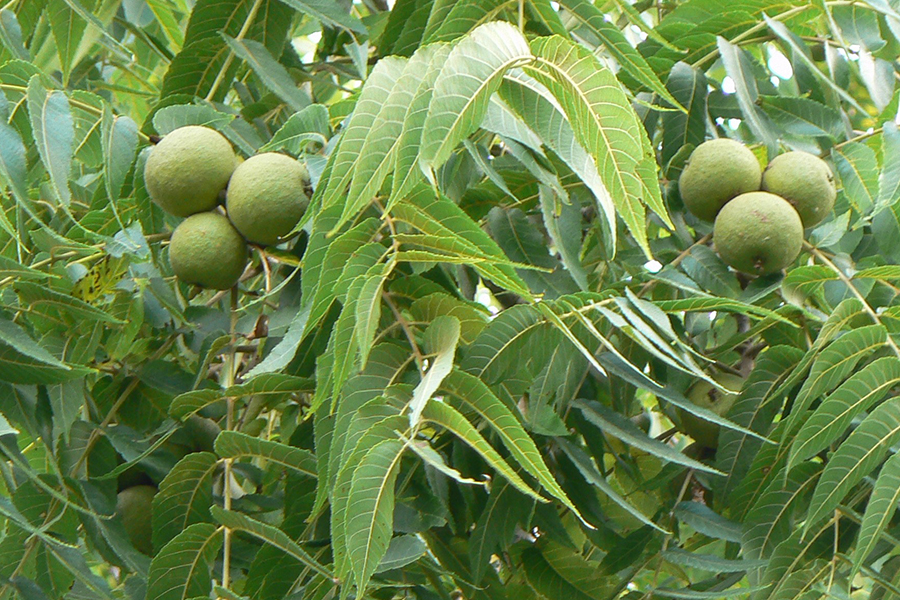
[225,153,310,246]
[116,485,157,555]
[678,138,762,221]
[761,151,836,228]
[677,373,743,449]
[144,126,237,217]
[169,212,248,290]
[713,191,803,275]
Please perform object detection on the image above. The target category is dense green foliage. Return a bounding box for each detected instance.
[0,1,900,599]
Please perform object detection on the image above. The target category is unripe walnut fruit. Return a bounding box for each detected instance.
[713,191,803,275]
[761,151,836,228]
[678,138,762,221]
[169,212,248,290]
[225,153,310,246]
[144,126,237,217]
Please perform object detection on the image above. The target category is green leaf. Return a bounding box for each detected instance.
[424,0,516,43]
[319,57,408,211]
[46,0,89,84]
[152,104,234,135]
[0,318,90,384]
[662,548,767,572]
[329,284,361,401]
[806,398,900,531]
[408,316,461,425]
[146,523,222,600]
[354,263,392,368]
[717,345,805,497]
[496,74,616,241]
[833,4,885,51]
[16,281,124,324]
[469,478,535,580]
[878,122,900,213]
[301,216,381,345]
[419,21,532,173]
[852,452,900,576]
[743,462,820,563]
[489,206,578,298]
[443,370,585,519]
[539,188,589,291]
[345,438,406,592]
[213,431,316,477]
[556,0,682,109]
[759,95,843,139]
[681,245,741,298]
[331,413,407,580]
[832,142,878,214]
[661,61,707,167]
[376,534,427,574]
[576,400,722,475]
[674,501,742,543]
[781,265,839,303]
[273,0,366,33]
[152,452,218,551]
[764,15,868,114]
[0,9,28,61]
[524,35,669,257]
[421,400,544,501]
[392,186,532,297]
[556,437,666,532]
[379,0,431,56]
[0,112,29,211]
[716,37,777,158]
[326,343,411,501]
[210,506,334,580]
[27,76,74,207]
[408,293,489,344]
[789,357,900,469]
[223,36,310,112]
[653,296,791,323]
[389,44,451,205]
[160,0,291,101]
[781,324,887,440]
[338,45,444,230]
[101,108,139,203]
[144,0,185,48]
[259,104,329,154]
[520,547,596,600]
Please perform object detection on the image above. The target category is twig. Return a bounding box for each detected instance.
[220,287,240,593]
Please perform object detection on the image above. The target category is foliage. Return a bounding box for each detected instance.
[0,0,899,599]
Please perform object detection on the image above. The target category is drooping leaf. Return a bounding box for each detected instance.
[421,400,544,501]
[210,507,333,580]
[806,398,900,531]
[146,523,223,600]
[419,21,532,173]
[214,431,317,477]
[152,452,218,550]
[345,438,406,592]
[789,357,900,470]
[556,0,682,108]
[27,76,74,207]
[852,452,900,575]
[408,316,461,426]
[524,35,670,257]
